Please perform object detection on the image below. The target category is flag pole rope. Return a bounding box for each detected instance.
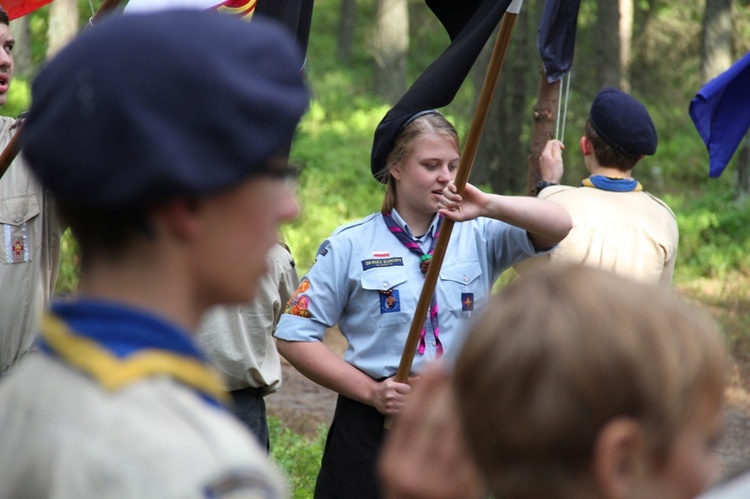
[555,75,563,140]
[560,71,572,143]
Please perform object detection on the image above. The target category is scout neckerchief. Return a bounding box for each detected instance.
[382,211,443,357]
[37,300,229,408]
[581,174,643,192]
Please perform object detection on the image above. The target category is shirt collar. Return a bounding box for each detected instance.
[390,209,441,239]
[38,299,228,408]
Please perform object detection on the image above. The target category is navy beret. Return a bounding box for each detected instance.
[588,87,657,158]
[23,9,308,207]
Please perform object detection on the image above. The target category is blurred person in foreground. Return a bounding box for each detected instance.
[380,265,727,499]
[0,9,307,497]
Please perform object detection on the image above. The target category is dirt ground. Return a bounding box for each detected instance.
[267,328,750,478]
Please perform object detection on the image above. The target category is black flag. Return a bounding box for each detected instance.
[370,0,514,181]
[256,0,315,59]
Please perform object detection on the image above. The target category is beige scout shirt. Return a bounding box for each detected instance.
[0,354,286,498]
[197,243,299,393]
[531,184,679,288]
[0,116,63,374]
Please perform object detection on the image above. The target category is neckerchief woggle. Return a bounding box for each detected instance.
[382,212,443,357]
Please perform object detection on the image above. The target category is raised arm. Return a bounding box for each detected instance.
[539,139,565,183]
[438,181,572,250]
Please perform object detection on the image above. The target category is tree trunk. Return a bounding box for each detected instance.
[472,0,534,195]
[629,0,656,96]
[338,0,357,64]
[619,0,633,91]
[527,68,561,195]
[594,0,620,88]
[374,0,408,104]
[47,0,79,59]
[8,16,32,79]
[700,0,733,85]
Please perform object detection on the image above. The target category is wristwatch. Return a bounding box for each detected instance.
[535,180,558,195]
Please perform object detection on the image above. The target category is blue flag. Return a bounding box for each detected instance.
[537,0,582,83]
[689,51,750,178]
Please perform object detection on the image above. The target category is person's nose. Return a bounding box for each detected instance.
[437,164,452,183]
[276,185,300,225]
[0,49,12,70]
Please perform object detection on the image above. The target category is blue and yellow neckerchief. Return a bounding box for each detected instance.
[581,174,642,192]
[38,300,228,408]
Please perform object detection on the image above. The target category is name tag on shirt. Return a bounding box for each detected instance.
[362,257,403,271]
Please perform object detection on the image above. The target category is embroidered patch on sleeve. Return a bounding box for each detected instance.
[380,289,401,314]
[461,293,474,312]
[285,279,313,318]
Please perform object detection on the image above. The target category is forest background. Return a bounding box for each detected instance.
[2,0,750,492]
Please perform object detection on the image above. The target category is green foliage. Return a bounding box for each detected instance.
[284,100,388,272]
[27,5,49,67]
[668,182,750,282]
[3,76,30,117]
[269,417,326,498]
[55,229,80,295]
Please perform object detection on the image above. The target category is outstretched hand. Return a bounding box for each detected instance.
[437,181,488,222]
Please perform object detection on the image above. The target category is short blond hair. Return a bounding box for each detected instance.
[453,265,727,498]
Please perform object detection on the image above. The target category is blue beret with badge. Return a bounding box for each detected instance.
[23,9,309,207]
[588,87,657,158]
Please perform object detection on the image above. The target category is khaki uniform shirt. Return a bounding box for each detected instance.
[532,184,678,288]
[197,243,299,393]
[0,116,63,374]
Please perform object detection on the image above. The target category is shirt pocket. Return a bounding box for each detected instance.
[0,194,40,265]
[439,261,484,315]
[361,268,412,329]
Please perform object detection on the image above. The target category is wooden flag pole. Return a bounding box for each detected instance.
[0,0,124,182]
[91,0,123,24]
[0,117,24,180]
[390,0,524,391]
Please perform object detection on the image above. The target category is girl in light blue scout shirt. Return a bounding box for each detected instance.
[275,112,572,499]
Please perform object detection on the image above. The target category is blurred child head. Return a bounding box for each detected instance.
[454,265,727,499]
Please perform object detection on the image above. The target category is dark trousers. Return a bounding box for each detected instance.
[230,387,269,453]
[314,394,385,499]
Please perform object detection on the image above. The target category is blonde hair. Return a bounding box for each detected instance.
[379,112,459,213]
[453,265,727,499]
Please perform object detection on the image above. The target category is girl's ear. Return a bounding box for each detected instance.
[389,163,402,181]
[592,417,649,499]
